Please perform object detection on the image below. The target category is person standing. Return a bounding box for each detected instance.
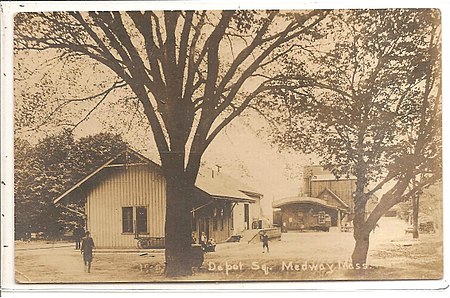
[200,232,207,251]
[81,231,95,273]
[74,225,85,250]
[261,231,269,253]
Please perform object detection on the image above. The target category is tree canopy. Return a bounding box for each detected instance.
[14,10,329,275]
[261,9,441,265]
[14,10,328,176]
[14,131,127,239]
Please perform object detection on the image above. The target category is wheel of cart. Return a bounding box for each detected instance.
[141,238,152,249]
[137,238,151,249]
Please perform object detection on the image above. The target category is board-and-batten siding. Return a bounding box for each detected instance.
[86,164,166,248]
[310,180,355,210]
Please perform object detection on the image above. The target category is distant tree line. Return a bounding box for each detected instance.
[14,131,127,240]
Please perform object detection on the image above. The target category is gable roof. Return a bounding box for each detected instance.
[317,187,350,209]
[53,147,259,204]
[52,148,156,204]
[195,169,261,202]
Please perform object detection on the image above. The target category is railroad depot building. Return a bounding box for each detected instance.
[53,148,264,248]
[272,165,378,231]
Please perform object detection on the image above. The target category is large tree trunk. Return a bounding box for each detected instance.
[351,180,409,267]
[162,151,195,277]
[351,206,371,267]
[351,171,371,267]
[352,227,371,267]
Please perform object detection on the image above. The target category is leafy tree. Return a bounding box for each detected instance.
[14,10,328,276]
[14,130,127,240]
[14,138,36,239]
[263,9,441,266]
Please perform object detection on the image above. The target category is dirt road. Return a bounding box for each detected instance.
[14,217,442,283]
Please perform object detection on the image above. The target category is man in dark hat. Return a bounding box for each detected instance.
[80,231,95,273]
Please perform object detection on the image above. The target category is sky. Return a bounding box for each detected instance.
[13,50,314,219]
[12,9,423,220]
[12,11,323,220]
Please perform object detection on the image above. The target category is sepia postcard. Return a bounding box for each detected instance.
[1,1,447,290]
